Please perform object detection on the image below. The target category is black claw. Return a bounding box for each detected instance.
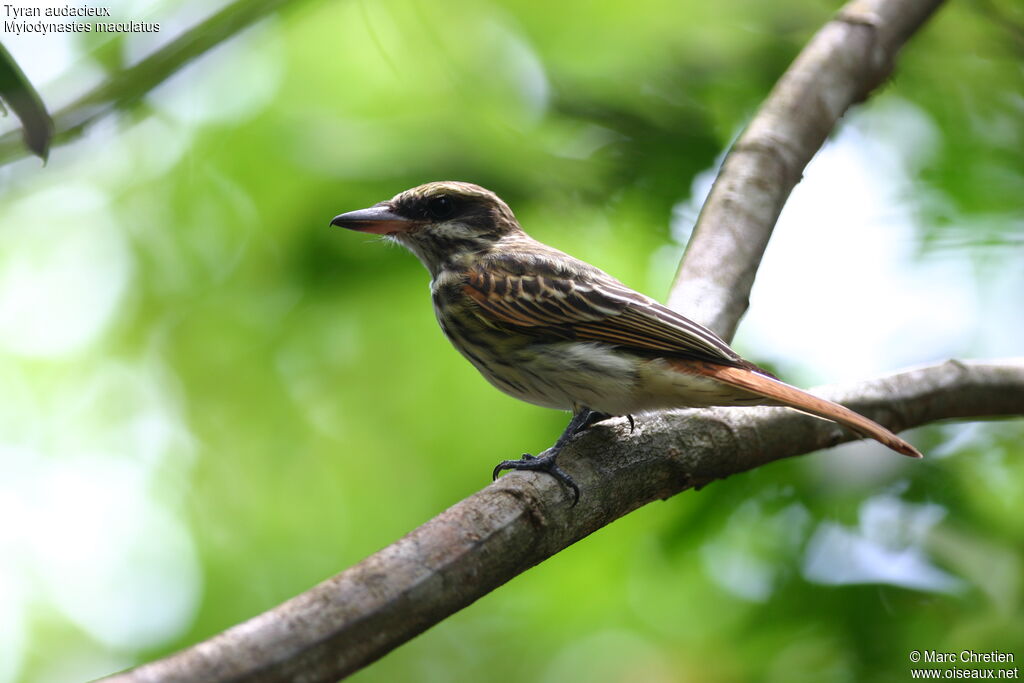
[578,410,611,432]
[580,410,634,435]
[492,454,534,480]
[492,451,579,505]
[551,463,580,506]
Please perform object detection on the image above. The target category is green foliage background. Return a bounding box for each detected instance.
[1,0,1022,681]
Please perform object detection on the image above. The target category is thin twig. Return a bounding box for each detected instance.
[0,0,303,167]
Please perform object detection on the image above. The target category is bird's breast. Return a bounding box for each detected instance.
[430,279,528,366]
[428,276,643,412]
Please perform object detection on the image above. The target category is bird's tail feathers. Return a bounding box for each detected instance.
[671,360,922,459]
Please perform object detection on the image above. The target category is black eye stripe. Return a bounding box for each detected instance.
[425,195,456,220]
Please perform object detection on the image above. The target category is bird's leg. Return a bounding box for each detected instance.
[492,409,602,506]
[580,411,636,433]
[577,410,612,431]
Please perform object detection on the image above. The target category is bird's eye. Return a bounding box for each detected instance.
[425,195,455,220]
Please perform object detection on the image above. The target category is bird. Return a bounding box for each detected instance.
[330,181,921,503]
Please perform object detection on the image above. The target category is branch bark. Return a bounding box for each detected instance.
[100,359,1024,683]
[668,0,945,339]
[0,0,303,167]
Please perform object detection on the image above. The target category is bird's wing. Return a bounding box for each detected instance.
[463,254,744,366]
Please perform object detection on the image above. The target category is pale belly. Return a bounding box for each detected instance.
[469,340,765,415]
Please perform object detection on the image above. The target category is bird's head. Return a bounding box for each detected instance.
[331,181,522,276]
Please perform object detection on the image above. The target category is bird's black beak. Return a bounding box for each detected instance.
[330,204,415,235]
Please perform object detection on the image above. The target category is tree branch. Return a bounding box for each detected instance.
[100,359,1024,683]
[667,0,945,340]
[0,0,303,167]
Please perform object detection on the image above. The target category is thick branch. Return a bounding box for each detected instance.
[667,0,945,340]
[101,359,1024,683]
[0,0,302,167]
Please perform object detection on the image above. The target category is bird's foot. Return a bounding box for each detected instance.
[492,451,580,506]
[490,408,629,506]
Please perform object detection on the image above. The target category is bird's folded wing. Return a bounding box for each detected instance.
[463,262,743,365]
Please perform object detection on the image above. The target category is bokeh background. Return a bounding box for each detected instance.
[1,0,1023,681]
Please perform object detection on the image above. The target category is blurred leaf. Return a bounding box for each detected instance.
[86,33,129,74]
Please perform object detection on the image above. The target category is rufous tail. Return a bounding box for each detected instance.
[672,360,922,458]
